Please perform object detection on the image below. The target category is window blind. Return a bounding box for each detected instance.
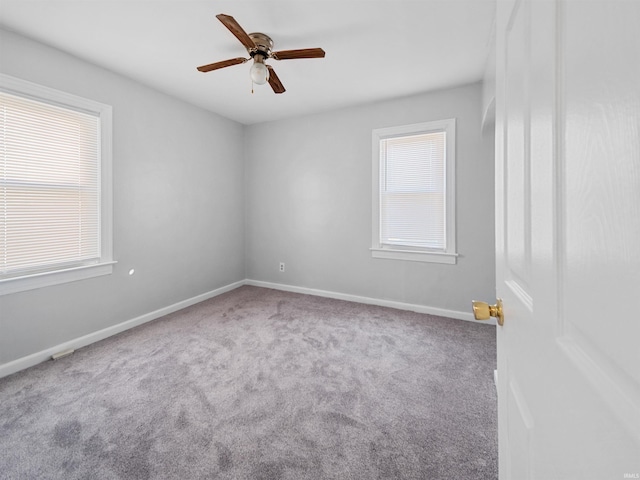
[379,131,446,250]
[0,91,101,278]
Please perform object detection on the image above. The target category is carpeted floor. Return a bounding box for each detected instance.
[0,286,497,480]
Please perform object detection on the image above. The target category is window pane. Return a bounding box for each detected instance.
[379,131,446,249]
[383,132,445,193]
[0,91,101,277]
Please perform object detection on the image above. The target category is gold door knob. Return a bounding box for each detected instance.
[472,299,504,326]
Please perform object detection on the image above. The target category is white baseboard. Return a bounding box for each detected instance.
[245,279,488,324]
[0,280,244,379]
[1,278,492,379]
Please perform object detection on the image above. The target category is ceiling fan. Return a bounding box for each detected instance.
[197,14,326,94]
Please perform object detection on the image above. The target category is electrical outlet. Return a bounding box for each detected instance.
[279,262,285,272]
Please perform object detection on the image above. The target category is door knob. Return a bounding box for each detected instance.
[472,299,504,326]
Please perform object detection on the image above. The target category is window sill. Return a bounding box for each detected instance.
[0,261,117,296]
[370,248,458,264]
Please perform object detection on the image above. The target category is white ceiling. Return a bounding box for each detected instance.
[0,0,496,125]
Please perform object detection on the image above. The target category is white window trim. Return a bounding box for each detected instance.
[371,119,457,265]
[0,74,115,295]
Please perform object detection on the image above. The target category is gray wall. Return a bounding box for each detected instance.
[0,29,246,364]
[245,83,495,313]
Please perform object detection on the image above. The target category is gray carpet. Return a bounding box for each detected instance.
[0,286,497,479]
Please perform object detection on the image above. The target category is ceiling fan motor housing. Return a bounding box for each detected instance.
[248,32,274,59]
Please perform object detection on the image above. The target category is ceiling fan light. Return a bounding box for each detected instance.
[250,61,269,85]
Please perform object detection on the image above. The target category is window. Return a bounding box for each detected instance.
[371,119,457,264]
[0,74,114,295]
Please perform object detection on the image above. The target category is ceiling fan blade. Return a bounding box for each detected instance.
[216,14,255,51]
[266,66,286,94]
[197,57,247,73]
[272,48,326,60]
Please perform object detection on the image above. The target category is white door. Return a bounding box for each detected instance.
[493,0,640,478]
